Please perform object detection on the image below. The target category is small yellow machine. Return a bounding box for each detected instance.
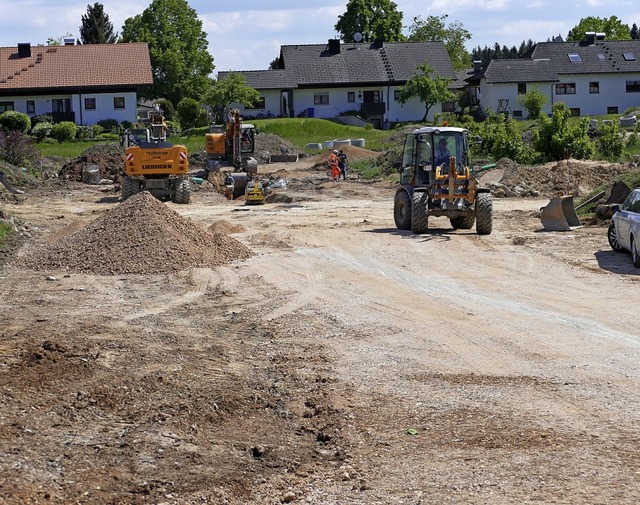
[122,105,191,204]
[244,178,265,205]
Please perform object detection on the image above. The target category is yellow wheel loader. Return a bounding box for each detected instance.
[393,126,493,235]
[205,107,258,199]
[122,105,191,204]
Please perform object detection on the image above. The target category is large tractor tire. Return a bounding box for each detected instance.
[121,176,140,201]
[411,191,429,234]
[450,216,476,230]
[394,190,411,230]
[173,179,191,204]
[475,192,493,235]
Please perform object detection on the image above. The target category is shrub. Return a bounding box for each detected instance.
[96,118,119,133]
[0,131,40,166]
[0,111,31,133]
[92,124,104,137]
[30,113,54,128]
[30,122,53,142]
[96,133,119,141]
[50,121,77,143]
[533,103,594,161]
[75,125,96,141]
[155,99,175,121]
[518,88,547,119]
[177,98,202,129]
[597,121,624,161]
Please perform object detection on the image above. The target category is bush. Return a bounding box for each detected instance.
[50,121,77,143]
[30,114,54,128]
[518,88,547,119]
[0,111,31,133]
[30,122,53,142]
[92,124,104,137]
[0,131,40,166]
[155,99,175,121]
[597,121,624,161]
[96,118,119,133]
[177,98,202,129]
[75,125,96,141]
[533,103,594,161]
[96,133,119,141]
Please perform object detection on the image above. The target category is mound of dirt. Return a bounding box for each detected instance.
[58,144,123,183]
[16,192,253,275]
[208,220,246,234]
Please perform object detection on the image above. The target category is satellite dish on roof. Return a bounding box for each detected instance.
[354,32,363,43]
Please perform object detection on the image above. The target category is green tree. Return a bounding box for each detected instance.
[406,15,471,70]
[567,16,631,42]
[533,103,594,161]
[518,88,547,119]
[121,0,214,106]
[79,3,118,44]
[334,0,404,43]
[202,73,260,122]
[398,63,455,121]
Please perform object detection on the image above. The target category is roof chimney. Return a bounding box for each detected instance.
[17,43,31,58]
[328,39,340,55]
[473,60,482,72]
[64,37,76,46]
[595,32,606,41]
[585,31,596,45]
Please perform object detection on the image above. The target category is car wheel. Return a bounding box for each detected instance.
[632,236,640,268]
[607,223,625,253]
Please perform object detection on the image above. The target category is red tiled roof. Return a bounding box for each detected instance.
[0,42,153,91]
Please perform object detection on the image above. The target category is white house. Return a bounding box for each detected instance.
[218,39,459,129]
[473,33,640,118]
[0,41,153,125]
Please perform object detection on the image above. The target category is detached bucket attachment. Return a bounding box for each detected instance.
[540,196,582,231]
[0,171,24,194]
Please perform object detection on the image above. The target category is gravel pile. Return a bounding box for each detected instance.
[17,192,253,275]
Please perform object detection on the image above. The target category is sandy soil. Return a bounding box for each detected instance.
[1,155,639,505]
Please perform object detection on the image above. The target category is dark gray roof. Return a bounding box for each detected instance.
[530,40,640,75]
[483,58,559,84]
[219,40,456,89]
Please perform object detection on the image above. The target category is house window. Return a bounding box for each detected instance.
[441,101,457,113]
[26,100,35,113]
[626,81,640,92]
[347,91,355,103]
[393,90,401,101]
[314,94,329,105]
[589,82,599,94]
[84,98,96,110]
[623,53,636,61]
[607,106,619,114]
[517,83,527,95]
[556,83,576,95]
[568,53,582,63]
[0,101,14,112]
[113,97,125,109]
[247,97,266,109]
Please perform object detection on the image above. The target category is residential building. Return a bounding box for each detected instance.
[218,39,458,128]
[472,33,640,118]
[0,40,153,125]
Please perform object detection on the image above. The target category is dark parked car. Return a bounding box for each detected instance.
[608,188,640,267]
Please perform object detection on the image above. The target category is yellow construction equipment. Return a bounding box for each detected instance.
[122,105,191,204]
[205,107,258,199]
[244,177,265,205]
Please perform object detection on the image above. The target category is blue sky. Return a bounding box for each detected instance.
[1,1,639,75]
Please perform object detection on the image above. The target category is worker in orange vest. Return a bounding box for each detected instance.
[329,149,340,181]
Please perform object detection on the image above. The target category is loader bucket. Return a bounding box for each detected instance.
[540,196,582,231]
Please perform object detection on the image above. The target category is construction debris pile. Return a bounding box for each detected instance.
[16,191,253,275]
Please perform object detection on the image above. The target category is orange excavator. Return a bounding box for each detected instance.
[205,107,258,199]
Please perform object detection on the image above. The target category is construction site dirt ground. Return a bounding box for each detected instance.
[1,153,640,504]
